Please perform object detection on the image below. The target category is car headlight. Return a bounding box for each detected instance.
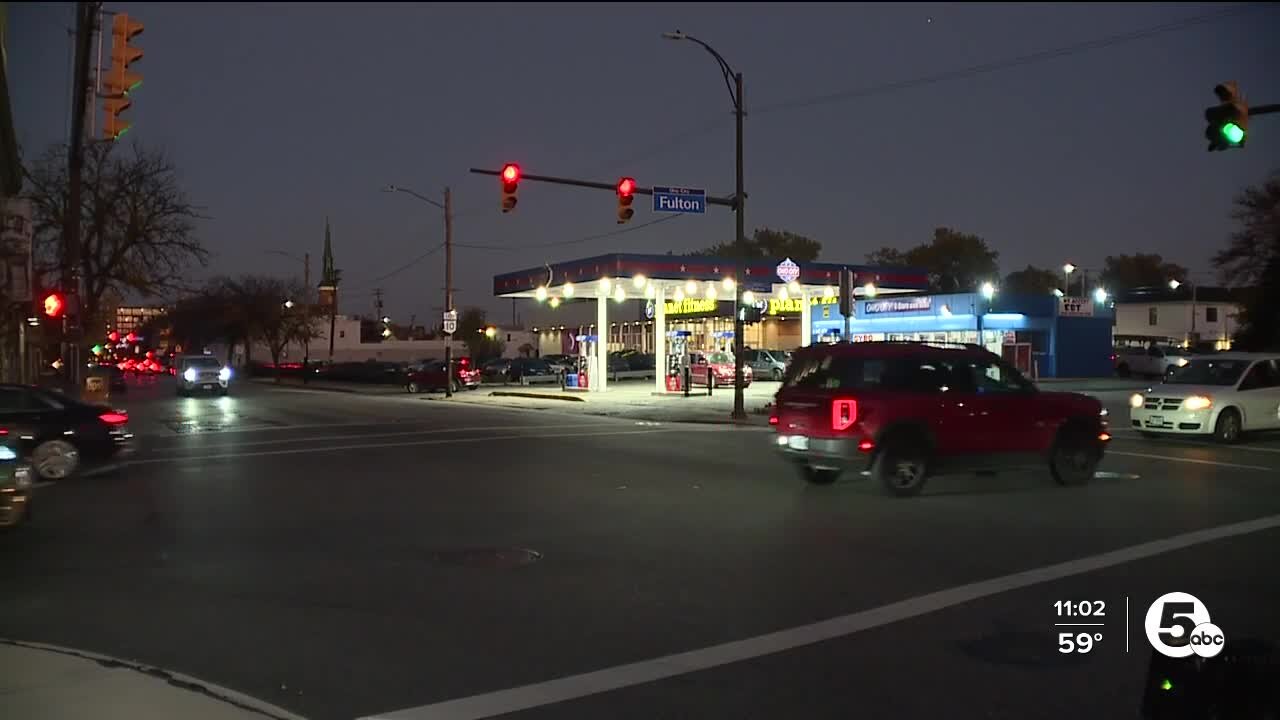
[1129,393,1145,409]
[0,446,16,461]
[183,368,197,382]
[1183,395,1212,411]
[1175,357,1189,367]
[219,367,231,381]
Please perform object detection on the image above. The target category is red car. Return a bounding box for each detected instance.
[772,342,1109,497]
[405,358,480,393]
[689,351,752,388]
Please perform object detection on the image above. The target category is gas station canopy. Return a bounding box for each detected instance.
[493,253,928,300]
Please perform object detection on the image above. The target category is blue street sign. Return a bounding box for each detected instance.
[652,186,706,214]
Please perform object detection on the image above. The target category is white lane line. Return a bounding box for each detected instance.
[141,423,611,454]
[123,427,694,466]
[361,513,1280,720]
[1109,434,1280,455]
[1106,450,1274,471]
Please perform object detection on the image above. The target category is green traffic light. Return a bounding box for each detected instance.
[1221,122,1245,145]
[1161,678,1173,691]
[91,344,103,354]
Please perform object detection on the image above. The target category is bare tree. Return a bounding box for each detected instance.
[23,141,209,331]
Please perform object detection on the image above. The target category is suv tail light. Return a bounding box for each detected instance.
[99,412,129,426]
[831,398,857,431]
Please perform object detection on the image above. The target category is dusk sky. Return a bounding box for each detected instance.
[10,2,1278,326]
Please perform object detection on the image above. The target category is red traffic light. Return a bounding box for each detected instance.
[42,292,65,318]
[501,163,520,184]
[108,331,120,343]
[126,332,137,343]
[617,177,636,196]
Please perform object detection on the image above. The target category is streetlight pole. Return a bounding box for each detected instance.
[383,184,455,397]
[266,249,312,376]
[664,30,748,420]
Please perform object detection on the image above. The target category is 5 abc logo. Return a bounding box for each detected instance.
[1144,592,1226,659]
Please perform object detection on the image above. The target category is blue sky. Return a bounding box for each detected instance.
[10,2,1278,324]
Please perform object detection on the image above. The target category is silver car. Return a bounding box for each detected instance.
[177,355,231,396]
[746,349,791,381]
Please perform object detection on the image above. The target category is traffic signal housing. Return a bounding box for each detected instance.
[1205,81,1248,151]
[616,177,636,224]
[500,163,520,212]
[103,13,144,141]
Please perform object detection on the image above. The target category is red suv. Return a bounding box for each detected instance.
[772,342,1109,497]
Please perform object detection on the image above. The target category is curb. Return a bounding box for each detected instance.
[489,391,586,403]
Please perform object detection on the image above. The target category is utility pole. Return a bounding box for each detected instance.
[444,186,455,398]
[65,1,99,394]
[731,70,746,421]
[373,288,384,319]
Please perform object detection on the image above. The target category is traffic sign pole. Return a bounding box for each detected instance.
[444,186,455,398]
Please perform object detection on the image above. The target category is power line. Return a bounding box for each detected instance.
[754,5,1261,116]
[455,214,684,253]
[346,241,446,292]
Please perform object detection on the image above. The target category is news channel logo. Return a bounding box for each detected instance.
[1145,592,1226,659]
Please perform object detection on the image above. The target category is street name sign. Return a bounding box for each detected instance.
[652,186,706,214]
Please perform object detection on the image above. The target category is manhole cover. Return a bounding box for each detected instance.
[429,547,542,569]
[958,630,1086,669]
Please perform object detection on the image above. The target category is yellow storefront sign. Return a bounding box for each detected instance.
[766,295,838,315]
[664,298,719,316]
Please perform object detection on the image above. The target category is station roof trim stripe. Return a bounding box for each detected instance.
[494,253,928,298]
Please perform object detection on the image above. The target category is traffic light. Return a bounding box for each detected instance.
[1205,81,1248,151]
[102,13,144,141]
[500,163,520,212]
[108,331,120,343]
[41,291,66,319]
[616,177,636,224]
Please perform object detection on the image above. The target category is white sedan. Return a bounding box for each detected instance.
[1129,353,1280,443]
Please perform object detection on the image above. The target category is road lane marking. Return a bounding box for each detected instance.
[360,513,1280,720]
[1109,434,1280,454]
[123,427,701,466]
[141,423,612,454]
[1106,450,1274,471]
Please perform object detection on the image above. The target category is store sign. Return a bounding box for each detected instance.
[864,296,932,315]
[766,295,839,316]
[644,301,655,319]
[664,298,719,316]
[776,258,800,283]
[1060,297,1094,317]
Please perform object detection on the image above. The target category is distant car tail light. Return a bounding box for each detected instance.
[99,412,129,426]
[857,439,875,452]
[768,415,779,426]
[831,398,858,431]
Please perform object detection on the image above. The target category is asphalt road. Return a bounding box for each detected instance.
[2,376,1278,720]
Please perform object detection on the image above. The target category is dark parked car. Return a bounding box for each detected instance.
[0,384,135,481]
[405,358,481,393]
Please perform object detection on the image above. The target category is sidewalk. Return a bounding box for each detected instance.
[0,639,305,720]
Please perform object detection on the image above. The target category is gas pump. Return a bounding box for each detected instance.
[666,330,690,392]
[575,334,598,389]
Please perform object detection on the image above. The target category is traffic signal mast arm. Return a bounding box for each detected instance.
[470,167,738,208]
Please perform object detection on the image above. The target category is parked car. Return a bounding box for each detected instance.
[405,358,481,393]
[1114,345,1192,378]
[772,341,1108,496]
[689,351,752,388]
[0,444,34,528]
[0,384,135,481]
[1129,353,1280,443]
[746,349,791,381]
[481,357,556,384]
[542,354,576,374]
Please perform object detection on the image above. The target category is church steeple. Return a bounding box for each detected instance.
[318,218,340,310]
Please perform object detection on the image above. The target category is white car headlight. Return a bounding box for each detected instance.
[183,368,197,382]
[219,367,231,381]
[1129,393,1145,409]
[0,446,17,461]
[1183,395,1212,411]
[1175,357,1189,367]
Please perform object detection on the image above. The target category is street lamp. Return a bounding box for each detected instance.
[383,183,456,397]
[664,28,748,421]
[977,282,997,347]
[283,299,295,309]
[1093,287,1109,304]
[1063,263,1076,296]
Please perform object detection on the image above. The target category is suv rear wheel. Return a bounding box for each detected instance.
[1050,426,1100,486]
[873,436,931,497]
